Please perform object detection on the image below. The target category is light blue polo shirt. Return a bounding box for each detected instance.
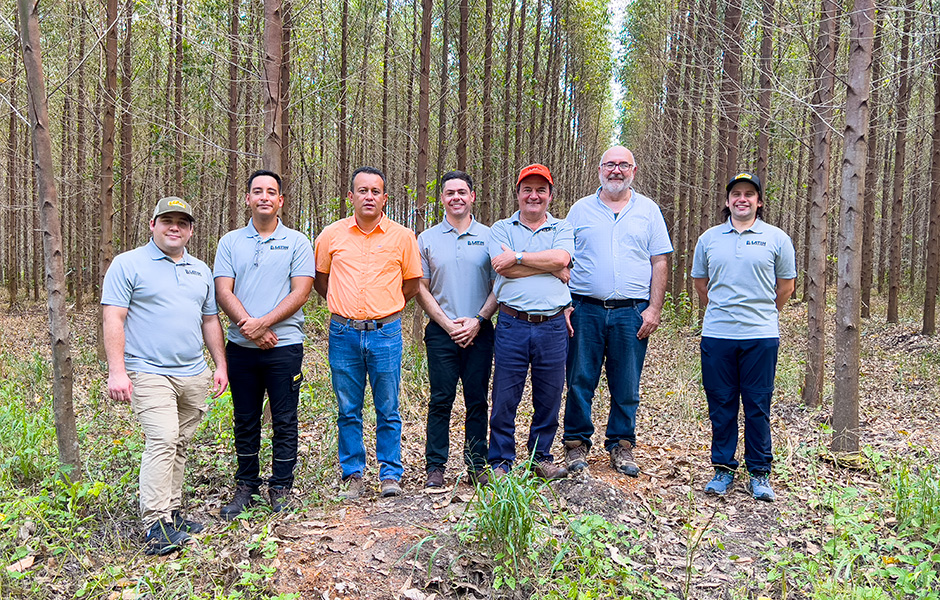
[213,219,315,348]
[418,217,495,320]
[691,218,797,339]
[101,240,216,376]
[489,211,574,314]
[567,188,673,300]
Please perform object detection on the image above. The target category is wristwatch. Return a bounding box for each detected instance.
[475,314,487,325]
[515,252,523,264]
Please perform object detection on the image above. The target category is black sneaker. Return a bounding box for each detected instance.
[171,510,204,534]
[145,519,191,556]
[269,486,291,513]
[219,482,260,520]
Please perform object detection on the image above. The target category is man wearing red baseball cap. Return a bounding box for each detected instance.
[486,164,573,480]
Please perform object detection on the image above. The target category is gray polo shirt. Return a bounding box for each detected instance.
[489,211,574,314]
[691,218,796,339]
[213,219,315,348]
[418,217,495,320]
[101,240,215,377]
[568,188,673,300]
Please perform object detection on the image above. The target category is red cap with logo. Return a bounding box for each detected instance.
[516,163,554,187]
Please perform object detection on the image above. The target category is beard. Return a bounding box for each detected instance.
[602,175,632,195]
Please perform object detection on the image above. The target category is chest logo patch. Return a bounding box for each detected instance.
[269,244,289,250]
[467,240,485,246]
[746,240,767,247]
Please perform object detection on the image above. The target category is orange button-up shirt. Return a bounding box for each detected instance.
[315,215,422,319]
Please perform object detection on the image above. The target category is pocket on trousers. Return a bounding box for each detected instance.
[291,371,304,393]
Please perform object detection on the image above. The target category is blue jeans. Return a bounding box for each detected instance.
[488,312,568,467]
[329,318,403,481]
[700,337,778,474]
[564,299,648,450]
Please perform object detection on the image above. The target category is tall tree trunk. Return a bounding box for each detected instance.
[173,0,183,191]
[456,0,469,171]
[280,0,292,201]
[500,0,516,217]
[526,0,543,159]
[338,0,349,214]
[415,0,433,338]
[227,0,241,232]
[512,0,527,174]
[861,6,882,318]
[6,44,18,310]
[833,0,874,452]
[435,0,450,212]
[802,0,838,409]
[17,0,82,480]
[923,28,940,335]
[120,0,133,251]
[97,0,118,361]
[480,0,494,224]
[262,0,283,175]
[715,0,743,213]
[74,2,87,312]
[382,0,392,176]
[756,0,773,186]
[888,0,914,323]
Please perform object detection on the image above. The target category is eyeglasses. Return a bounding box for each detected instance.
[601,161,634,171]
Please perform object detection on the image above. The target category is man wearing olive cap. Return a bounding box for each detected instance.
[691,172,796,502]
[487,164,573,481]
[102,196,228,555]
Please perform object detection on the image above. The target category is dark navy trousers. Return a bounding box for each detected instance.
[700,336,778,475]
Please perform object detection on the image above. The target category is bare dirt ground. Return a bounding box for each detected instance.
[2,296,939,599]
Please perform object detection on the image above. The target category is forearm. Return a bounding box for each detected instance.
[259,283,312,328]
[775,279,795,311]
[201,315,228,370]
[402,277,420,302]
[499,264,546,279]
[518,249,570,272]
[216,287,251,323]
[416,283,453,329]
[103,312,127,375]
[693,278,709,306]
[649,256,668,311]
[478,292,498,319]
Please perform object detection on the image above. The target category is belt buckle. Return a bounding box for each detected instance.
[602,300,616,309]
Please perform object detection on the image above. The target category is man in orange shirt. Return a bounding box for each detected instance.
[314,166,422,499]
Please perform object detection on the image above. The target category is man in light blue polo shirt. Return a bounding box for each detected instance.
[487,164,573,481]
[692,172,796,502]
[214,170,315,518]
[563,146,672,478]
[416,170,497,489]
[103,196,228,555]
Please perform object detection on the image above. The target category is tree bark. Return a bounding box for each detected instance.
[415,0,433,337]
[174,0,183,191]
[802,0,838,409]
[17,0,82,480]
[120,0,133,251]
[456,0,469,171]
[861,6,882,318]
[715,0,743,213]
[833,0,874,453]
[338,0,349,214]
[888,1,915,323]
[923,27,940,335]
[227,0,241,232]
[97,0,118,361]
[480,0,494,224]
[262,0,284,175]
[6,43,18,310]
[756,0,773,186]
[435,0,450,214]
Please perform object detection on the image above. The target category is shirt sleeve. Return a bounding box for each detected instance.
[401,229,423,280]
[554,219,575,257]
[775,234,798,279]
[418,231,431,279]
[648,204,675,255]
[201,264,218,315]
[489,220,510,258]
[213,235,235,279]
[101,255,133,307]
[290,232,316,278]
[314,228,333,274]
[690,236,708,279]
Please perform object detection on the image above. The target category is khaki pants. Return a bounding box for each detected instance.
[130,371,211,527]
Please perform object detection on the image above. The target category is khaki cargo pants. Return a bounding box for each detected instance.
[130,370,211,527]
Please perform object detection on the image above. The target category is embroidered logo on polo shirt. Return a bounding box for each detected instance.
[269,244,289,250]
[184,269,201,275]
[746,240,767,247]
[467,240,485,246]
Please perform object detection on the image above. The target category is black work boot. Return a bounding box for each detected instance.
[268,486,291,513]
[171,510,204,534]
[145,519,191,556]
[219,482,260,520]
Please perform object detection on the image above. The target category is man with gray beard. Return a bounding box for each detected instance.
[562,146,673,477]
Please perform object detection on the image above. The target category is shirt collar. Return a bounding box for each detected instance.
[146,239,192,264]
[245,218,287,241]
[346,213,389,234]
[721,217,766,234]
[440,216,480,236]
[509,210,559,231]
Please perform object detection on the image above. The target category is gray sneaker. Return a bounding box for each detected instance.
[747,472,776,502]
[609,440,640,477]
[564,440,589,472]
[704,469,735,496]
[342,474,364,500]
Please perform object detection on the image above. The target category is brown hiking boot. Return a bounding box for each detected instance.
[564,440,589,472]
[380,479,402,497]
[610,440,640,477]
[342,474,364,500]
[468,469,489,486]
[219,482,260,520]
[533,460,569,480]
[425,469,445,488]
[268,486,291,513]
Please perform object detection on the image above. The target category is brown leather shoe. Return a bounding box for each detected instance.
[425,469,445,488]
[533,460,568,480]
[342,474,364,500]
[610,440,640,477]
[380,479,402,497]
[468,469,489,486]
[564,440,589,472]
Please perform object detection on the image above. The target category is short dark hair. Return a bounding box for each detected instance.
[247,169,282,194]
[349,166,386,192]
[441,170,474,191]
[721,182,764,220]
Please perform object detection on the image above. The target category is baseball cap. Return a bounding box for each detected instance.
[152,196,195,221]
[726,172,762,196]
[516,163,554,187]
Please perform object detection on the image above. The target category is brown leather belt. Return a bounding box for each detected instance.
[498,303,565,324]
[331,311,401,331]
